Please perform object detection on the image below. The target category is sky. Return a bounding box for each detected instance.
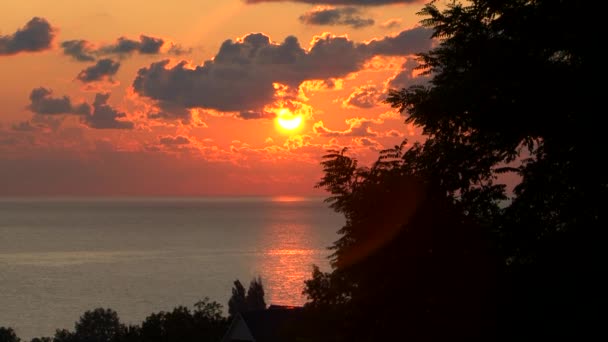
[0,0,432,196]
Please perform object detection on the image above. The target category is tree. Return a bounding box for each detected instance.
[306,146,498,341]
[52,329,75,342]
[305,0,601,340]
[0,328,20,342]
[72,308,125,342]
[245,276,266,311]
[227,280,247,317]
[228,277,267,316]
[385,0,601,339]
[140,300,227,342]
[30,338,52,342]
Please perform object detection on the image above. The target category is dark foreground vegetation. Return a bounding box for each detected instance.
[0,278,267,342]
[3,0,601,341]
[298,0,601,341]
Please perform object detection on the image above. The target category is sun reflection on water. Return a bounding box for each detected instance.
[254,222,329,306]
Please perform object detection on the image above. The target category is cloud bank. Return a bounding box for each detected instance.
[133,27,431,114]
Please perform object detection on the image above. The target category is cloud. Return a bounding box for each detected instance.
[343,84,382,108]
[299,7,374,29]
[83,93,134,129]
[238,110,276,120]
[313,117,380,137]
[28,87,91,115]
[11,121,37,132]
[100,35,164,55]
[385,129,404,137]
[148,101,193,122]
[27,88,133,129]
[245,0,422,5]
[386,58,429,89]
[77,59,120,83]
[61,40,96,61]
[361,26,431,56]
[353,137,382,150]
[167,44,191,56]
[133,27,431,115]
[380,18,402,29]
[12,115,64,132]
[61,34,173,61]
[0,17,55,56]
[159,135,190,146]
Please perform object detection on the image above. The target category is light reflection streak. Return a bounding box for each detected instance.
[254,222,328,306]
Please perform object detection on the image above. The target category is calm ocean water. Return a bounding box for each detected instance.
[0,197,343,339]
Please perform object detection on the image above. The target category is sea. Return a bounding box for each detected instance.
[0,196,344,339]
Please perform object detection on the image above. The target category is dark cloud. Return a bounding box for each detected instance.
[313,118,379,137]
[77,59,120,83]
[0,17,55,56]
[139,35,165,54]
[100,35,164,55]
[27,88,133,129]
[148,101,192,122]
[238,111,276,120]
[12,115,64,132]
[159,135,190,145]
[343,85,382,108]
[167,44,191,56]
[299,7,374,29]
[133,27,431,115]
[245,0,422,5]
[354,137,383,150]
[362,26,431,55]
[60,35,170,61]
[386,58,429,89]
[11,121,37,132]
[28,87,91,115]
[61,40,96,61]
[83,93,134,129]
[385,129,404,137]
[380,18,402,29]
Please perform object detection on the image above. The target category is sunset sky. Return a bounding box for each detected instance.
[0,0,432,196]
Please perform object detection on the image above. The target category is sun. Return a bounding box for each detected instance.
[276,109,303,131]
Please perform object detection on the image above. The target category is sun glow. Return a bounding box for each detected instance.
[276,109,303,131]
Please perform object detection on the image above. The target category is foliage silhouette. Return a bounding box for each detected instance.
[73,308,124,342]
[227,279,247,317]
[228,277,267,317]
[305,0,601,340]
[134,298,227,342]
[245,276,267,312]
[0,328,20,342]
[5,298,228,342]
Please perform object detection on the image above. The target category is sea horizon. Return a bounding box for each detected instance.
[0,196,343,339]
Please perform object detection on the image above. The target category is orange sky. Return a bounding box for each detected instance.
[0,0,431,196]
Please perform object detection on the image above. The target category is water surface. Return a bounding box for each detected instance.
[0,197,343,339]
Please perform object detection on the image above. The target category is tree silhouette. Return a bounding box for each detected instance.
[305,0,601,340]
[228,277,267,317]
[245,276,266,311]
[0,328,20,342]
[305,146,498,341]
[30,338,52,342]
[227,279,247,317]
[72,308,125,342]
[140,299,227,342]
